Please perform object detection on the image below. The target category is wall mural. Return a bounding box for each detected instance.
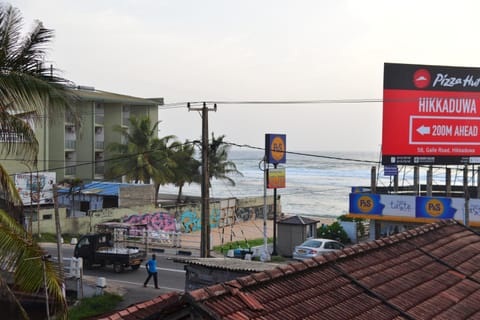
[122,209,223,234]
[122,212,177,232]
[179,208,221,233]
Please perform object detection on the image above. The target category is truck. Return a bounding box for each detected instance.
[74,222,148,273]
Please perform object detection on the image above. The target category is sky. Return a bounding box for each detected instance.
[8,0,480,152]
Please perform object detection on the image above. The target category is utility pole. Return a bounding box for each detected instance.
[53,184,65,298]
[188,102,217,257]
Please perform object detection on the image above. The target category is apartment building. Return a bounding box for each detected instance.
[4,86,162,183]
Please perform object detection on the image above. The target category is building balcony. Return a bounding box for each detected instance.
[65,166,76,176]
[65,139,76,149]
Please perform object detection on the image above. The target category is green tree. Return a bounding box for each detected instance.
[0,4,75,318]
[317,221,350,244]
[170,141,200,203]
[207,133,242,187]
[106,115,179,206]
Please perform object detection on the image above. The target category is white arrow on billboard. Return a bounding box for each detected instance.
[416,125,430,135]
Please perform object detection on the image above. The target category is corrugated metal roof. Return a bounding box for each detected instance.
[57,182,136,196]
[173,257,282,273]
[278,215,319,225]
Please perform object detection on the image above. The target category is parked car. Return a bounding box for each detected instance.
[292,238,345,260]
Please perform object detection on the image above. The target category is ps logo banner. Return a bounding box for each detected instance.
[265,134,286,164]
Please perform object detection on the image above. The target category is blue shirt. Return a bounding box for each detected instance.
[146,258,157,273]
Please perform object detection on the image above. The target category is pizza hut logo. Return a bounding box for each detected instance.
[413,69,431,88]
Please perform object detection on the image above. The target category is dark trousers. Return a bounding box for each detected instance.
[144,271,158,288]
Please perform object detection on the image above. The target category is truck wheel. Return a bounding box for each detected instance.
[131,264,140,271]
[113,262,124,273]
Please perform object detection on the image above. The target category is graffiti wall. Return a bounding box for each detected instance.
[122,208,222,233]
[179,208,221,233]
[122,212,177,232]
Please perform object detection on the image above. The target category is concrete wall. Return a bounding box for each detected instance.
[35,195,280,236]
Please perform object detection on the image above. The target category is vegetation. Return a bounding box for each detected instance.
[337,214,366,238]
[68,293,123,320]
[213,237,273,255]
[0,4,77,318]
[170,141,200,202]
[106,115,179,205]
[208,133,243,187]
[317,221,350,244]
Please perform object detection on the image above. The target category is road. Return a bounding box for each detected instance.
[40,243,187,309]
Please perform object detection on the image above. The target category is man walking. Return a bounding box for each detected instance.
[143,254,159,289]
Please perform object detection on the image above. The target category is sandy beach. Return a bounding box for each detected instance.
[180,216,337,249]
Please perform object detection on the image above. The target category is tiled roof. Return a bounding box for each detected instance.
[90,292,186,320]
[94,220,480,319]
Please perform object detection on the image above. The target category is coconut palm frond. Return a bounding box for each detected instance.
[0,209,66,317]
[0,110,38,163]
[0,164,23,208]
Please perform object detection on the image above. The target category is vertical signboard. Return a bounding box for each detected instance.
[265,134,286,164]
[382,63,480,165]
[267,168,286,189]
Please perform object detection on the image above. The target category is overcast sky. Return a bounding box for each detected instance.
[8,0,480,152]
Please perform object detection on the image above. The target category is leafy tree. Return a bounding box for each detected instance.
[207,133,242,187]
[317,221,350,244]
[106,115,179,206]
[170,141,200,203]
[0,4,74,318]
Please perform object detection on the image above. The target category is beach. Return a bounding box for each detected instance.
[181,216,337,250]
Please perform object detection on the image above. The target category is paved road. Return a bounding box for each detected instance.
[40,243,187,310]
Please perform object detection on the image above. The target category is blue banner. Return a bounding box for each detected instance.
[349,193,385,215]
[415,197,456,219]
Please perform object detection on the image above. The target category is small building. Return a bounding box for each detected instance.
[174,257,282,291]
[277,215,318,257]
[57,181,155,217]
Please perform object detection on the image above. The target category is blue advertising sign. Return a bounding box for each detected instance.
[416,197,456,219]
[349,193,385,215]
[265,134,286,164]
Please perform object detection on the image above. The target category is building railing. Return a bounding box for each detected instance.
[65,167,76,176]
[65,140,76,149]
[94,165,105,175]
[95,114,104,125]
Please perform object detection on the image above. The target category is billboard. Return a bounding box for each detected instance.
[265,134,286,164]
[382,63,480,165]
[15,172,56,205]
[348,193,480,225]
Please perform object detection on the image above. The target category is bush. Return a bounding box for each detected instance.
[317,221,350,244]
[68,293,123,320]
[337,214,366,237]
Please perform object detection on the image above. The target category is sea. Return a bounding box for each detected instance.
[161,149,388,220]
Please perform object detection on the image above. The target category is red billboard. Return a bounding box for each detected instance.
[382,63,480,165]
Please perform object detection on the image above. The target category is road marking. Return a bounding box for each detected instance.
[107,278,183,292]
[140,266,185,273]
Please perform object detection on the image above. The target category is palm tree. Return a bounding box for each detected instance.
[208,133,242,187]
[170,141,200,202]
[106,115,179,206]
[0,4,74,318]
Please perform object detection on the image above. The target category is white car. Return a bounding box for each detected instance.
[292,238,345,260]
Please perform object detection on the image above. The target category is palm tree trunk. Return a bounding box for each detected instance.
[177,184,184,203]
